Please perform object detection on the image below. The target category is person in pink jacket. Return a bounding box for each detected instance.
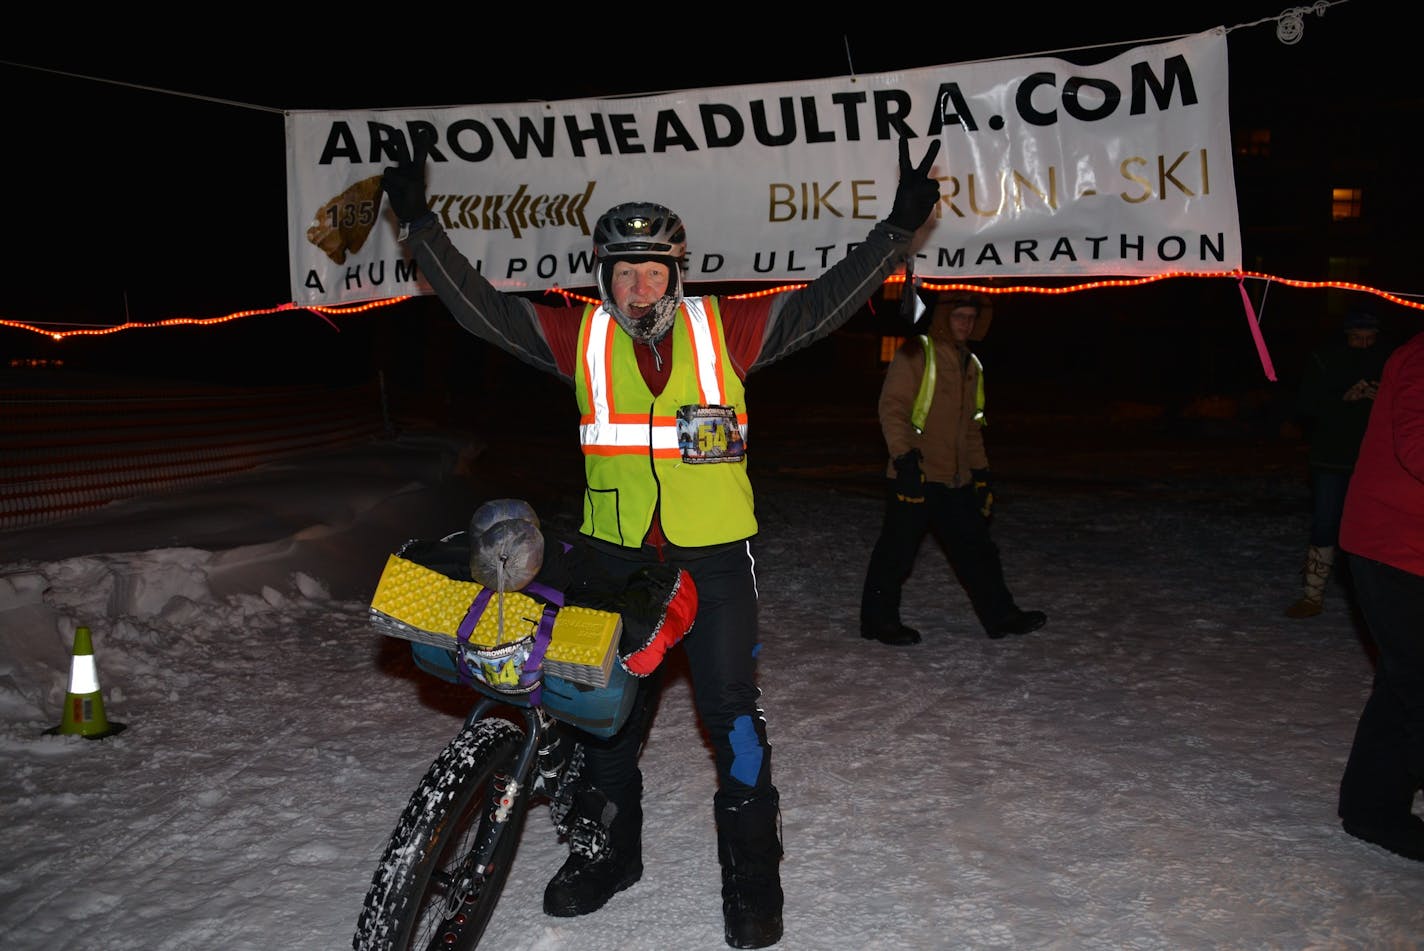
[1336,328,1424,862]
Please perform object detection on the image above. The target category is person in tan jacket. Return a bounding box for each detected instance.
[860,294,1046,645]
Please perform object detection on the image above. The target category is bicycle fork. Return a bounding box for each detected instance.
[436,704,549,923]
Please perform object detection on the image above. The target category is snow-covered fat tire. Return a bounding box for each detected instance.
[353,719,527,951]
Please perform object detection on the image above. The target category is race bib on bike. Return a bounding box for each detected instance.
[676,404,745,464]
[461,635,541,695]
[454,587,551,696]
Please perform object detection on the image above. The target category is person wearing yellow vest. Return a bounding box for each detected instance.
[860,294,1047,645]
[381,137,942,949]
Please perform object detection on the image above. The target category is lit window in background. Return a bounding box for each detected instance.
[1234,127,1271,157]
[880,336,905,363]
[1332,187,1363,220]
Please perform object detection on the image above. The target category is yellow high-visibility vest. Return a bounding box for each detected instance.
[910,336,985,433]
[574,298,756,547]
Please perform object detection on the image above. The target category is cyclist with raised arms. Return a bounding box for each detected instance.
[380,137,941,950]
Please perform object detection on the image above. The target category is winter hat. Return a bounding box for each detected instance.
[1342,310,1379,331]
[937,295,983,315]
[922,294,992,341]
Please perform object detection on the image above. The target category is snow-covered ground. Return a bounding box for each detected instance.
[1,396,1421,950]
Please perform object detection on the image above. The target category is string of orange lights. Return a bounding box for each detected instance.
[1,270,1419,343]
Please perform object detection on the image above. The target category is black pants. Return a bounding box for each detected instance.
[576,538,775,845]
[1338,553,1424,826]
[1307,467,1352,547]
[861,480,1017,635]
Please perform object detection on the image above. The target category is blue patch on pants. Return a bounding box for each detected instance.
[729,714,764,787]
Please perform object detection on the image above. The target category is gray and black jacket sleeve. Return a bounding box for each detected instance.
[750,221,915,373]
[400,219,561,378]
[401,216,916,379]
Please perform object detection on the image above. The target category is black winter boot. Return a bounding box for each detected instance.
[861,584,920,645]
[716,789,784,949]
[987,607,1047,639]
[860,619,922,646]
[543,788,643,917]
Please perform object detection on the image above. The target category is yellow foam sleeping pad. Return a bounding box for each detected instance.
[368,553,620,671]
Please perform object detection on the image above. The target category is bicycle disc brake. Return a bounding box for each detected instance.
[439,771,522,922]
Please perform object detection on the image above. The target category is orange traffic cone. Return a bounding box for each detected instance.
[45,626,126,739]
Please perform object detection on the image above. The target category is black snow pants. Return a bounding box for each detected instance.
[861,479,1017,635]
[575,536,776,848]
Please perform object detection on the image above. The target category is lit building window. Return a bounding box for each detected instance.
[1332,187,1363,220]
[1234,127,1271,157]
[880,336,905,363]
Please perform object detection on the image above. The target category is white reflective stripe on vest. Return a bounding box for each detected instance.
[580,419,681,450]
[583,307,615,434]
[681,300,724,402]
[580,300,722,452]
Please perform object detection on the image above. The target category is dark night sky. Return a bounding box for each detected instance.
[0,3,1413,388]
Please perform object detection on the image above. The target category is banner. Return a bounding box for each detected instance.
[286,28,1238,306]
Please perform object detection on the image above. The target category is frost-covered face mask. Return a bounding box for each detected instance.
[610,295,680,343]
[599,259,683,343]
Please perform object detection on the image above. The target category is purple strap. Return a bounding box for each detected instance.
[524,581,565,607]
[522,606,559,705]
[525,606,557,671]
[452,586,559,702]
[456,588,495,644]
[454,588,496,685]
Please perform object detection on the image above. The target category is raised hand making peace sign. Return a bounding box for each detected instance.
[884,137,943,232]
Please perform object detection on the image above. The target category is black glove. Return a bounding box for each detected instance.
[972,468,994,518]
[893,449,926,503]
[381,146,431,225]
[884,137,943,232]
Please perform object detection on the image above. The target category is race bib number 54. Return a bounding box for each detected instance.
[676,404,746,464]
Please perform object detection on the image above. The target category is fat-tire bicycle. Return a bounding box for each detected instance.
[351,521,661,951]
[351,672,589,950]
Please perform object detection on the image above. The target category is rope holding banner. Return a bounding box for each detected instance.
[1237,276,1278,382]
[1274,3,1340,45]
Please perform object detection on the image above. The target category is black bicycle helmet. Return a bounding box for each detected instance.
[592,202,687,341]
[593,202,687,263]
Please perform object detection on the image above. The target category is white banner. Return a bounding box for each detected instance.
[286,28,1238,305]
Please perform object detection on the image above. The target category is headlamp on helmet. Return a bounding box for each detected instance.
[594,202,687,263]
